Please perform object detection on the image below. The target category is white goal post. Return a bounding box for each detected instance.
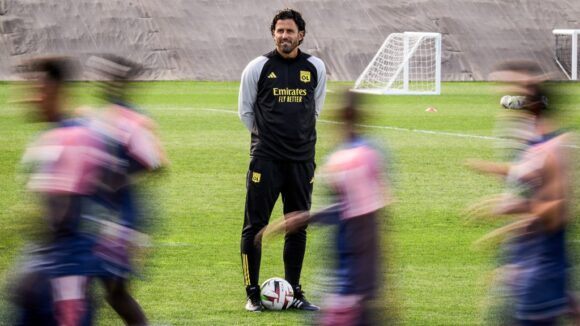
[553,29,580,80]
[353,32,442,95]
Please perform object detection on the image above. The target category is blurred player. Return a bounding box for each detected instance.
[238,8,327,311]
[13,57,109,326]
[467,61,575,325]
[84,54,167,326]
[257,91,391,325]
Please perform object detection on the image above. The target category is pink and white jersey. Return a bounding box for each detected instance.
[323,143,388,219]
[23,125,111,195]
[94,104,164,171]
[505,132,570,209]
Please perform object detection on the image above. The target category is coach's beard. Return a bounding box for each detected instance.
[279,40,297,54]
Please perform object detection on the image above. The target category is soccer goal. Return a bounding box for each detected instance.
[553,29,580,80]
[353,32,442,95]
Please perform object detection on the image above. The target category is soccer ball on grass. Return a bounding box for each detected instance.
[260,277,294,310]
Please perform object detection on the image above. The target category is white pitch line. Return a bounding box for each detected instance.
[193,107,580,147]
[318,119,500,141]
[156,242,192,247]
[195,108,499,141]
[197,108,238,114]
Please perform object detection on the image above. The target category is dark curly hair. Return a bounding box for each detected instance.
[270,8,306,44]
[25,57,75,83]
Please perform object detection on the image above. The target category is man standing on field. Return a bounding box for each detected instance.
[238,8,327,312]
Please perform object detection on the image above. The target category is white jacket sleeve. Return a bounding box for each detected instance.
[308,56,327,119]
[238,56,267,132]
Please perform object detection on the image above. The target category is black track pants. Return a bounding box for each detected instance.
[240,158,315,289]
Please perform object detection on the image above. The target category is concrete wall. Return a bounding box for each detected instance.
[1,0,579,80]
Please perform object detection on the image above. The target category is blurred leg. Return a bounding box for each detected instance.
[51,276,89,326]
[102,277,147,326]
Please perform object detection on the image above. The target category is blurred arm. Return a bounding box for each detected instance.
[466,159,510,176]
[254,203,343,245]
[310,203,342,225]
[535,149,569,231]
[254,211,310,245]
[127,124,166,172]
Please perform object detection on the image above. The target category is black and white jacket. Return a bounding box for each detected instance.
[238,49,326,162]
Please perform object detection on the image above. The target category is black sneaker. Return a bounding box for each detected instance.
[291,285,320,311]
[245,285,263,312]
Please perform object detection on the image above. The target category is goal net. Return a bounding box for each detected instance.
[553,29,580,80]
[353,32,442,95]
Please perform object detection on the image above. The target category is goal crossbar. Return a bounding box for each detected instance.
[353,32,442,95]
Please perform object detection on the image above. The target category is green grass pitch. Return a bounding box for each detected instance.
[1,81,579,325]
